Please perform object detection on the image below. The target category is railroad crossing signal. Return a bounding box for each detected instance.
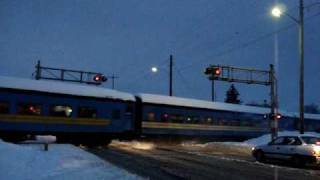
[214,67,221,76]
[93,74,107,82]
[33,60,113,86]
[204,66,222,79]
[204,64,279,141]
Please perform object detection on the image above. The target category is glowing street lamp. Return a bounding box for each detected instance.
[151,67,158,73]
[271,0,305,134]
[271,7,282,17]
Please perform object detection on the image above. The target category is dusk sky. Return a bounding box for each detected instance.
[0,0,319,111]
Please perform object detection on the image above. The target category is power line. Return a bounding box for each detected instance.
[171,0,260,54]
[178,10,320,71]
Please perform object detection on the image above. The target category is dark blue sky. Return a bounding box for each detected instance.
[0,0,319,111]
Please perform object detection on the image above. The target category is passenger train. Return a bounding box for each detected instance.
[0,76,319,145]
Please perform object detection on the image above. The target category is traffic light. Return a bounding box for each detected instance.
[213,67,221,76]
[204,66,222,76]
[204,67,213,75]
[93,74,107,82]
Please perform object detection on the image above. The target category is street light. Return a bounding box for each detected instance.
[271,0,305,134]
[151,67,158,73]
[271,7,282,17]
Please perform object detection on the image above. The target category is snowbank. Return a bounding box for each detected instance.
[181,131,320,154]
[0,139,141,180]
[244,131,320,146]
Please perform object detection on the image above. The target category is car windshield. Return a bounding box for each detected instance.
[301,136,320,144]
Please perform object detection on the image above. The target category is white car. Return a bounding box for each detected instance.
[252,135,320,166]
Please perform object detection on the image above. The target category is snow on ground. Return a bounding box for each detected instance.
[244,131,320,147]
[111,140,155,150]
[0,139,141,180]
[180,131,320,155]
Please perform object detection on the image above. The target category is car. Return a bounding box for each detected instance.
[252,135,320,166]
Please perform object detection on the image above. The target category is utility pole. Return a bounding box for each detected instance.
[270,64,278,140]
[299,0,305,134]
[35,60,41,80]
[109,74,119,89]
[169,55,173,96]
[211,80,215,101]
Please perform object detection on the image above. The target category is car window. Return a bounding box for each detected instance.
[270,137,285,145]
[301,137,320,144]
[283,137,302,145]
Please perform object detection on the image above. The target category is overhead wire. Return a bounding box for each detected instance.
[178,8,320,72]
[121,1,320,93]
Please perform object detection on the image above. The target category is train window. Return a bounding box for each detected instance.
[192,116,200,124]
[78,107,97,118]
[230,120,240,126]
[112,109,121,119]
[219,119,229,126]
[186,116,192,123]
[161,113,169,122]
[147,112,156,121]
[205,117,213,124]
[49,105,72,117]
[17,103,42,115]
[241,120,254,127]
[125,104,133,115]
[170,114,184,123]
[0,102,9,114]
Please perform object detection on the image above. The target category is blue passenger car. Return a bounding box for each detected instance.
[0,76,136,145]
[137,94,320,140]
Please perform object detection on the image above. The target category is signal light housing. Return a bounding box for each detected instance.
[214,67,221,76]
[204,67,213,75]
[93,74,107,82]
[204,66,222,77]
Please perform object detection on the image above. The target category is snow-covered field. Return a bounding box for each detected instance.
[0,139,141,180]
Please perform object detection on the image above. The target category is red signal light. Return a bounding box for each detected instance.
[94,75,101,81]
[214,68,221,75]
[93,74,107,82]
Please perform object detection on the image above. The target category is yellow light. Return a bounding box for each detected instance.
[314,146,320,156]
[271,7,282,17]
[132,142,155,150]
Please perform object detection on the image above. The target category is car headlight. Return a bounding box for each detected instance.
[313,146,320,156]
[251,147,255,151]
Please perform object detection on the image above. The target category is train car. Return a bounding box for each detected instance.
[0,76,137,145]
[137,93,320,140]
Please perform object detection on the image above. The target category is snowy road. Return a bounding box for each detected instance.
[88,141,320,180]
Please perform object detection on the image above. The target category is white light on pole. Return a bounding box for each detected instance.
[271,7,282,17]
[271,0,306,134]
[151,67,158,73]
